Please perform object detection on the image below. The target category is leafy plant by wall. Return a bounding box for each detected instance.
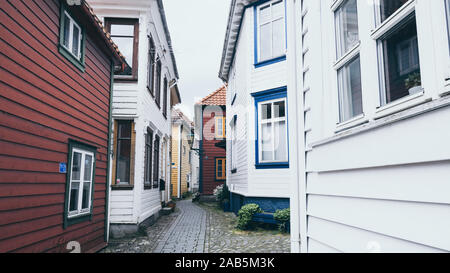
[237,204,263,230]
[274,208,290,232]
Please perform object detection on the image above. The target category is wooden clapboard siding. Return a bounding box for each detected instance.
[0,0,114,253]
[171,124,180,198]
[201,107,226,195]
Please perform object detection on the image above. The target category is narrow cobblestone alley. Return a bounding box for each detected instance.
[102,200,290,253]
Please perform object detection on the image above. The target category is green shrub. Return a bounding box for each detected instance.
[182,191,192,199]
[237,204,262,230]
[213,184,230,203]
[274,208,290,232]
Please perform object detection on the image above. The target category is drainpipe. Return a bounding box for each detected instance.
[286,0,303,253]
[105,61,115,243]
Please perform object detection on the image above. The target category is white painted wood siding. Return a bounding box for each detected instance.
[299,0,450,253]
[90,0,175,225]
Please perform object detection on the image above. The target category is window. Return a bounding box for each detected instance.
[59,6,85,71]
[379,0,409,23]
[163,77,168,118]
[215,116,226,139]
[64,140,96,228]
[334,0,363,123]
[144,128,153,189]
[230,116,237,173]
[155,59,162,107]
[255,0,286,65]
[216,158,226,180]
[153,135,160,188]
[114,120,132,185]
[106,18,139,80]
[377,12,422,105]
[446,0,450,50]
[148,36,156,95]
[335,0,359,58]
[252,87,289,168]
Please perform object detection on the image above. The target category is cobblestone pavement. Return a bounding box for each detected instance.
[101,199,290,253]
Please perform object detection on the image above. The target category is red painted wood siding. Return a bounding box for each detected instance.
[201,107,226,195]
[0,0,113,253]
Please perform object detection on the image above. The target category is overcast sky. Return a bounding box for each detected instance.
[164,0,230,120]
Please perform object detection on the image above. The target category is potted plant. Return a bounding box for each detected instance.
[405,72,422,95]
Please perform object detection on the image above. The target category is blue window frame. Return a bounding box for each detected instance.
[251,87,289,169]
[254,0,287,68]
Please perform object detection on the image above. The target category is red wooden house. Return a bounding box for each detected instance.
[0,0,124,252]
[195,86,227,195]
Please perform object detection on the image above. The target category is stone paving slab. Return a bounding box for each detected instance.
[101,199,290,253]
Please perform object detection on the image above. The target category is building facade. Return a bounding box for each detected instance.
[194,86,227,196]
[0,0,124,252]
[170,109,194,199]
[293,0,450,253]
[219,0,292,217]
[220,0,450,253]
[89,0,181,238]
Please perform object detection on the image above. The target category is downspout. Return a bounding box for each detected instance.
[105,61,114,243]
[286,0,302,253]
[198,106,204,194]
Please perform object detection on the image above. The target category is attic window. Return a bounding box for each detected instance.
[59,6,85,72]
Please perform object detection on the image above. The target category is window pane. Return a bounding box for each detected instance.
[380,0,409,22]
[336,0,359,58]
[272,1,284,19]
[110,24,134,36]
[72,26,80,58]
[274,120,287,161]
[63,15,71,48]
[261,123,273,161]
[72,152,82,181]
[118,121,132,138]
[261,103,272,120]
[69,182,79,212]
[259,5,271,24]
[117,140,131,184]
[381,16,421,104]
[273,100,285,118]
[112,37,134,74]
[338,56,363,122]
[272,18,285,57]
[81,182,90,209]
[260,23,271,61]
[84,154,93,181]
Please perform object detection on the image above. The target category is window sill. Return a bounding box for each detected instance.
[254,55,286,68]
[144,185,152,190]
[375,89,429,119]
[111,185,134,191]
[335,114,368,133]
[64,213,92,228]
[114,76,138,82]
[59,45,85,73]
[255,162,289,169]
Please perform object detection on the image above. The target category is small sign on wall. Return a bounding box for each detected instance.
[59,163,67,174]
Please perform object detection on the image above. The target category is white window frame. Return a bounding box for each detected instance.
[370,0,430,118]
[332,0,365,129]
[62,11,82,60]
[257,97,288,164]
[67,148,95,218]
[256,0,286,63]
[230,117,237,171]
[445,0,450,92]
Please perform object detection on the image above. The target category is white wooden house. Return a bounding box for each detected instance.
[89,0,181,238]
[291,0,450,253]
[221,0,450,253]
[219,0,293,222]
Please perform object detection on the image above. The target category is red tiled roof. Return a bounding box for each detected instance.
[197,85,227,106]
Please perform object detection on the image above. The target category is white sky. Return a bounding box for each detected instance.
[164,0,230,120]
